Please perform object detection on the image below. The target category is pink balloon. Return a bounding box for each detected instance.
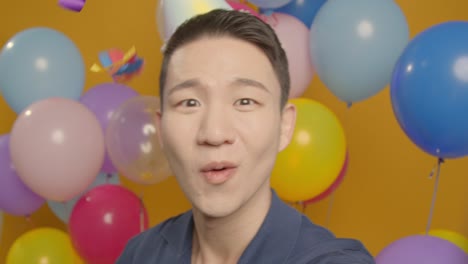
[265,13,314,98]
[227,1,262,20]
[9,98,105,202]
[303,151,348,205]
[69,185,149,264]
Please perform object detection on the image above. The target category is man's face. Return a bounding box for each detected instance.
[157,36,295,218]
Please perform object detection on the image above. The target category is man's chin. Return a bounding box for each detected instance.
[193,200,240,220]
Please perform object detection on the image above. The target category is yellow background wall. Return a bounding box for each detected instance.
[0,0,467,261]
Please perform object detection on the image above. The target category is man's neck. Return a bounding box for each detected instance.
[191,187,272,264]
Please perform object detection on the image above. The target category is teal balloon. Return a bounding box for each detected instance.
[0,27,85,114]
[310,0,409,104]
[47,173,120,223]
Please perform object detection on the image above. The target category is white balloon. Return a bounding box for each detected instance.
[163,0,233,40]
[156,0,166,41]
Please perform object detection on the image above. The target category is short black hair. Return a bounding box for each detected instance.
[159,9,290,109]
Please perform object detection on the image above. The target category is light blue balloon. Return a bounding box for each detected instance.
[0,27,85,114]
[249,0,292,9]
[310,0,409,104]
[48,173,120,223]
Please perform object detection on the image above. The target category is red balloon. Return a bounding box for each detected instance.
[303,152,349,205]
[68,185,149,264]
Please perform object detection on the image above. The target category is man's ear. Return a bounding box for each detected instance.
[278,102,296,152]
[155,109,164,149]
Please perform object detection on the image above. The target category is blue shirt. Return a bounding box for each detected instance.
[116,191,375,263]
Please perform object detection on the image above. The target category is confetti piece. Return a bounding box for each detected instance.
[58,0,86,12]
[90,46,144,83]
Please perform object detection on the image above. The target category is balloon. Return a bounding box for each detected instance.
[9,98,105,202]
[69,185,149,264]
[310,0,409,104]
[265,13,314,98]
[0,134,44,216]
[376,235,468,264]
[6,227,83,264]
[390,21,468,159]
[303,151,348,205]
[162,0,232,41]
[428,229,468,254]
[156,0,166,41]
[265,0,327,27]
[227,1,262,20]
[249,0,292,9]
[271,98,346,202]
[48,173,120,223]
[106,96,171,184]
[80,83,138,173]
[0,27,85,114]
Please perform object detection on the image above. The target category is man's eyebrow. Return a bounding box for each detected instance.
[167,78,270,95]
[168,79,201,96]
[230,78,271,94]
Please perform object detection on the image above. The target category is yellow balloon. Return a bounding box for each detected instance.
[428,229,468,254]
[271,98,346,202]
[7,227,83,264]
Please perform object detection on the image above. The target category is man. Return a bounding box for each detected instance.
[117,9,375,264]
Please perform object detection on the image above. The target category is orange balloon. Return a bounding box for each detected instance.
[271,98,346,202]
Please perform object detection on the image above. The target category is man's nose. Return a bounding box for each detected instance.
[196,106,235,146]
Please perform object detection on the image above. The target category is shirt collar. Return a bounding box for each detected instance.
[238,190,302,263]
[160,189,302,262]
[160,208,194,257]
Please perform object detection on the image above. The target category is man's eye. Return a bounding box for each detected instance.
[181,99,200,107]
[235,98,256,106]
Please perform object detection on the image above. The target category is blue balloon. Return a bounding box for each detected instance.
[266,0,327,27]
[310,0,409,104]
[47,173,120,223]
[249,0,292,9]
[391,22,468,159]
[0,27,85,114]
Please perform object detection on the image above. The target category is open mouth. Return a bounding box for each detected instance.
[201,161,237,172]
[200,161,238,184]
[212,167,227,171]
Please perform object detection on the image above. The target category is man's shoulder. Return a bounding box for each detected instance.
[288,216,376,264]
[115,211,191,264]
[133,212,184,243]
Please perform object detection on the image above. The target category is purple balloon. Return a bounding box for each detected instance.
[80,83,138,173]
[0,134,45,216]
[376,235,468,264]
